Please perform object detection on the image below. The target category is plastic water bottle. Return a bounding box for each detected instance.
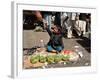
[40,39,44,48]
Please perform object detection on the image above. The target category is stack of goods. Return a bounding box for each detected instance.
[29,50,79,68]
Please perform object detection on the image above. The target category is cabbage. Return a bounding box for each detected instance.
[62,55,70,61]
[47,55,55,64]
[30,55,39,64]
[39,55,46,63]
[54,54,63,63]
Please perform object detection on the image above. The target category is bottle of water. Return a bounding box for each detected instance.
[40,39,44,48]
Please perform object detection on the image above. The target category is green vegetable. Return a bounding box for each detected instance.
[47,55,55,64]
[62,55,70,61]
[30,55,40,64]
[39,55,46,63]
[54,54,63,63]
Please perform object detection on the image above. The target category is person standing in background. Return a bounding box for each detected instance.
[61,12,72,38]
[74,15,86,37]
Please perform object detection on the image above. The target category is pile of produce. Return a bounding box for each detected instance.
[29,50,79,68]
[30,54,70,64]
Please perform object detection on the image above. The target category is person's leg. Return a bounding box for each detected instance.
[47,45,53,51]
[67,26,72,38]
[56,46,63,52]
[47,45,57,53]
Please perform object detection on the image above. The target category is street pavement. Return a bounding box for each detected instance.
[23,30,91,68]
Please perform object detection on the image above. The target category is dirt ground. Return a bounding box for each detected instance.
[23,30,91,69]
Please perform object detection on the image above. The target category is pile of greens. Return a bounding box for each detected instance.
[30,54,70,64]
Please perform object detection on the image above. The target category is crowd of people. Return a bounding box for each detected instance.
[23,11,91,38]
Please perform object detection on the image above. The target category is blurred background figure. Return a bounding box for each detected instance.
[33,11,43,21]
[23,10,91,39]
[43,12,52,30]
[73,14,86,37]
[61,12,72,38]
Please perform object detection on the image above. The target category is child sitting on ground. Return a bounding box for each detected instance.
[45,24,64,53]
